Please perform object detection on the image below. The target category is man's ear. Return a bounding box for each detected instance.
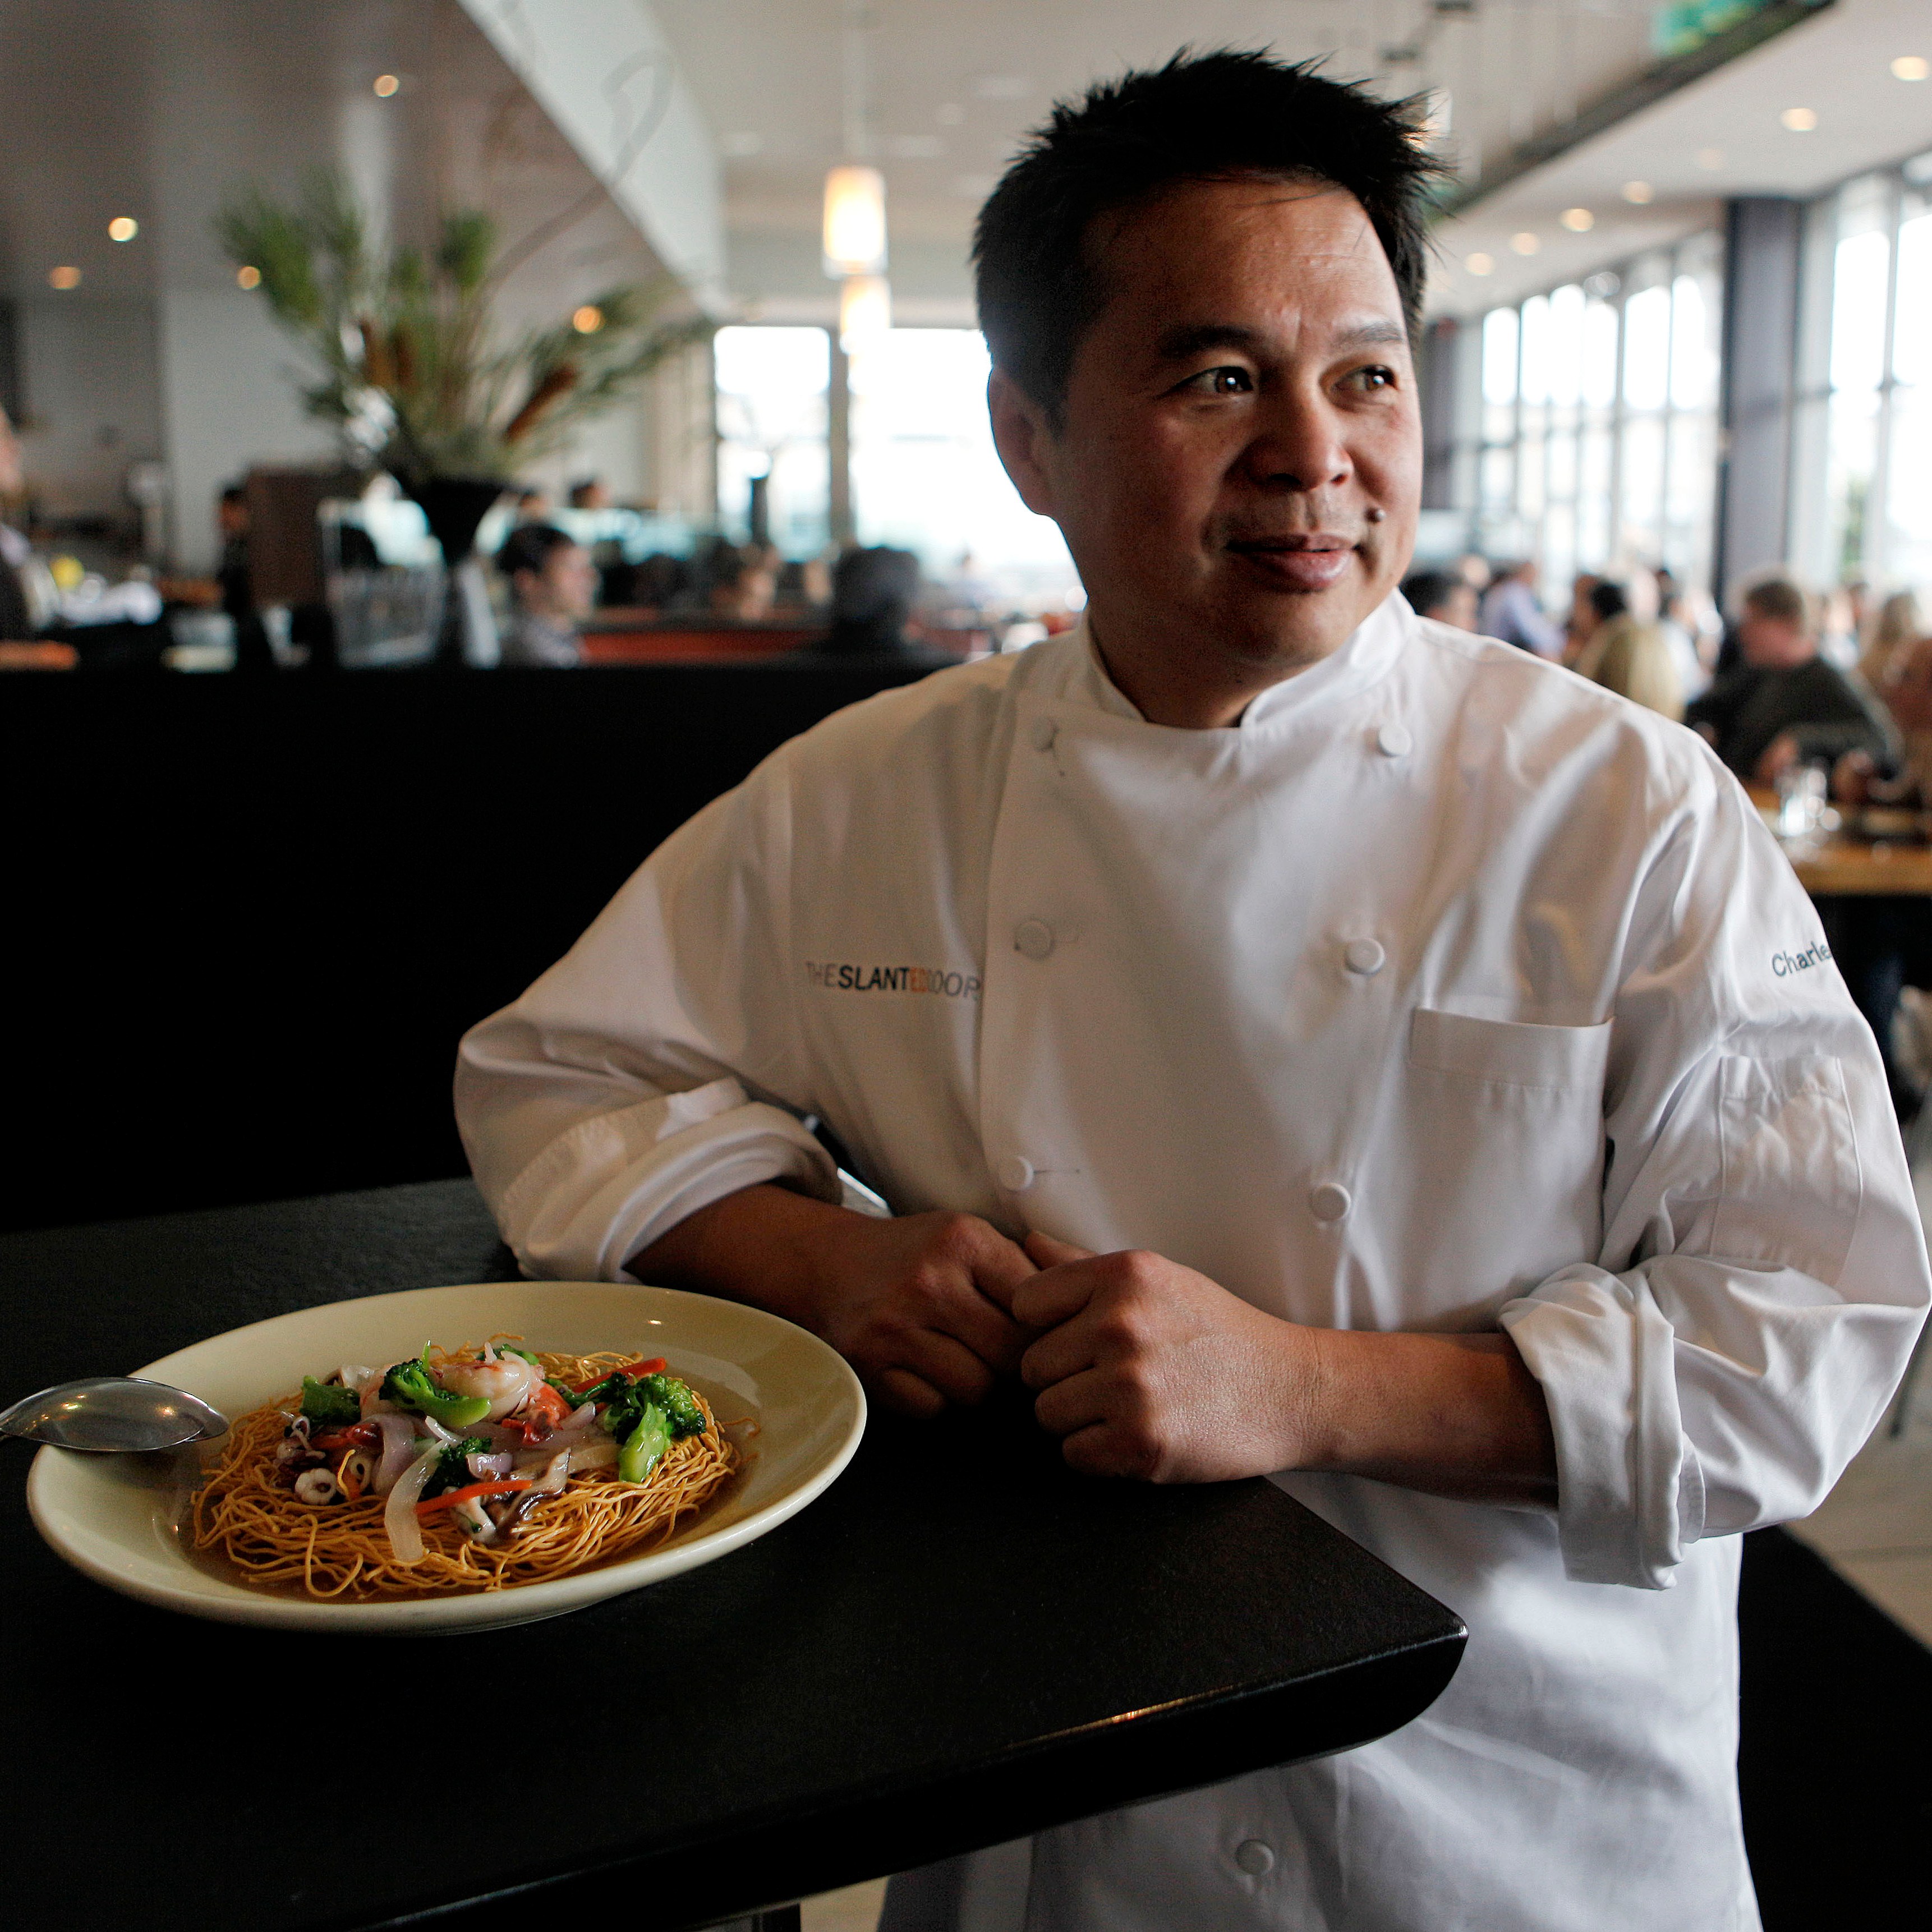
[988,369,1060,519]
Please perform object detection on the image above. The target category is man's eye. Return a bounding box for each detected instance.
[1347,365,1397,393]
[1183,366,1252,396]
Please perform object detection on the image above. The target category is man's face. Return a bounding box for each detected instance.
[993,178,1420,705]
[1740,613,1814,669]
[0,409,23,500]
[537,541,597,619]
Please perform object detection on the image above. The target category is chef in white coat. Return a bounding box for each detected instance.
[457,52,1929,1932]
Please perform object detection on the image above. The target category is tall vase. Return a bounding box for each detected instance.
[404,476,505,668]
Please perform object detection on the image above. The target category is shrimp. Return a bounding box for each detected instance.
[434,1350,542,1421]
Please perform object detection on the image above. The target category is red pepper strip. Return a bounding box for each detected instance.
[312,1422,379,1452]
[567,1356,666,1395]
[417,1479,530,1517]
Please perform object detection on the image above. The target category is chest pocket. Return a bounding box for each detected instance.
[1396,1009,1613,1306]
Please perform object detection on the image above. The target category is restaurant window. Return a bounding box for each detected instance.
[714,324,833,558]
[1467,233,1723,601]
[1790,153,1932,596]
[848,327,1077,601]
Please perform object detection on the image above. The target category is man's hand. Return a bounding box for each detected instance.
[1012,1232,1309,1481]
[634,1185,1036,1419]
[1014,1231,1557,1505]
[1754,731,1802,784]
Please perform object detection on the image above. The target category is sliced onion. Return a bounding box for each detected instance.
[565,1437,619,1475]
[384,1445,443,1565]
[370,1414,422,1495]
[417,1414,458,1444]
[467,1450,515,1480]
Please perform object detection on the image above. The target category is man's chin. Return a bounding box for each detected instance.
[1207,574,1379,667]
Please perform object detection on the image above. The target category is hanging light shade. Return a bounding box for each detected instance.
[839,273,892,351]
[823,164,888,277]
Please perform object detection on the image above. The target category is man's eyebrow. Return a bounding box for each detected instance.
[1151,318,1409,362]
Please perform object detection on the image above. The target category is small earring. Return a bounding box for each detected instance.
[1365,506,1387,523]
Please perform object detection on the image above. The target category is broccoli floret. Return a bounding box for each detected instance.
[641,1372,707,1439]
[380,1351,493,1429]
[300,1377,362,1427]
[422,1436,495,1499]
[618,1404,671,1483]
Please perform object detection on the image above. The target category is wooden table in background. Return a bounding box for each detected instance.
[1746,788,1932,898]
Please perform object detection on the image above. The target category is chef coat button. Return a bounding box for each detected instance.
[1029,716,1059,752]
[1309,1181,1353,1222]
[1376,722,1412,758]
[1234,1839,1276,1876]
[1344,937,1386,977]
[1014,917,1056,961]
[997,1155,1037,1193]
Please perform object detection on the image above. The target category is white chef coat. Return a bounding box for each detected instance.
[456,597,1929,1932]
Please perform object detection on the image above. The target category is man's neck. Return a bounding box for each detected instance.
[1086,613,1341,729]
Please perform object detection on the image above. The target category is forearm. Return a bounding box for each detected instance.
[631,1182,859,1330]
[1296,1327,1557,1508]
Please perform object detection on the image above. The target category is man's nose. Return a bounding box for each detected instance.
[1239,385,1351,494]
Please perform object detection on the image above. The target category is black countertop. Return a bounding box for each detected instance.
[1,1180,1465,1931]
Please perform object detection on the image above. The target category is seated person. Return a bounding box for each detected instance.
[0,404,37,643]
[1476,557,1565,658]
[1684,575,1894,783]
[1398,567,1475,630]
[1572,580,1682,721]
[494,523,595,668]
[1832,632,1932,1117]
[812,545,956,669]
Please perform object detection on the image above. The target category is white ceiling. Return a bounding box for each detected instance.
[0,0,663,321]
[1429,0,1932,314]
[652,0,1668,318]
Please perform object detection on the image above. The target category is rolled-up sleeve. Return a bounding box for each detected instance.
[455,752,839,1281]
[1499,758,1930,1589]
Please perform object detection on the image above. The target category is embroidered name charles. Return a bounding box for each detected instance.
[1772,940,1833,978]
[804,960,982,1000]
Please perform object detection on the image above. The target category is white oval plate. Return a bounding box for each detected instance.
[26,1281,865,1634]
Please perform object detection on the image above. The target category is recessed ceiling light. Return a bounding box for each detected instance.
[1780,106,1818,131]
[1695,148,1725,171]
[1621,180,1654,204]
[107,216,139,242]
[1465,252,1494,275]
[373,73,400,98]
[49,265,81,289]
[1510,231,1540,255]
[1892,55,1929,81]
[1560,208,1595,232]
[236,265,261,289]
[571,305,604,335]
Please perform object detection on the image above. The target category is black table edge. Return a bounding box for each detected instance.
[351,1625,1467,1930]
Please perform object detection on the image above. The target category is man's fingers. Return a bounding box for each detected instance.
[1010,1258,1103,1331]
[898,1328,999,1407]
[1019,1318,1096,1392]
[877,1367,947,1419]
[960,1222,1039,1317]
[1024,1229,1094,1269]
[1031,1364,1110,1437]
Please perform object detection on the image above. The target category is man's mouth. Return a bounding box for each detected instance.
[1223,533,1357,592]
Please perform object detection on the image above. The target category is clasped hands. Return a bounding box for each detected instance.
[804,1208,1313,1484]
[638,1187,1555,1501]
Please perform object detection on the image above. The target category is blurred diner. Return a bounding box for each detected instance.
[1684,575,1894,784]
[494,523,594,669]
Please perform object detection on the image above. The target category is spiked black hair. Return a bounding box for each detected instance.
[973,50,1442,424]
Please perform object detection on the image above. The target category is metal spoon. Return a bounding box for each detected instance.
[0,1377,229,1453]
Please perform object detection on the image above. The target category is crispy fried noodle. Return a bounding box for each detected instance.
[188,1345,739,1600]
